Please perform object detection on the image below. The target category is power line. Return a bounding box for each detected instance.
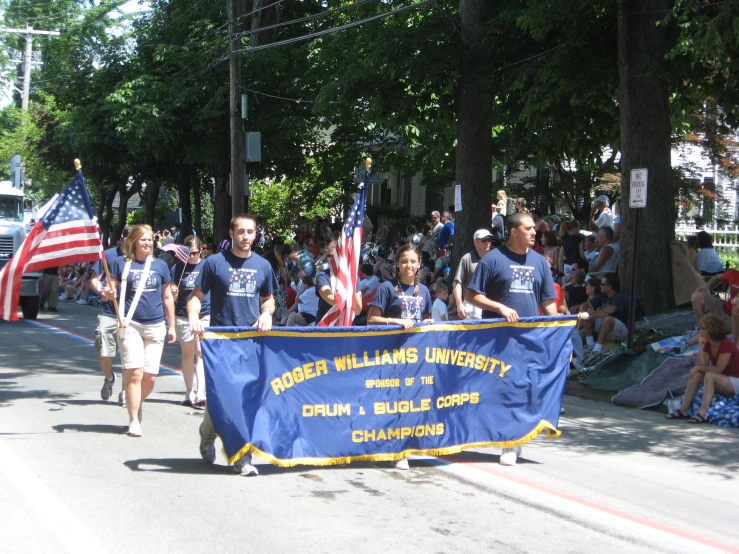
[230,0,436,55]
[188,0,435,82]
[238,85,319,103]
[229,0,377,41]
[214,0,288,33]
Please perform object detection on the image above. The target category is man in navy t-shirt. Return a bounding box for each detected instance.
[90,225,131,404]
[467,212,557,322]
[466,212,558,468]
[187,213,277,477]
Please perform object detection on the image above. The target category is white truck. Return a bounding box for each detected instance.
[0,180,41,319]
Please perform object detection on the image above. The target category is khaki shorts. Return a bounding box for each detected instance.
[117,321,166,374]
[594,317,628,343]
[94,315,119,358]
[175,315,210,343]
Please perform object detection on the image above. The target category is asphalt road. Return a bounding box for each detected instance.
[1,303,738,553]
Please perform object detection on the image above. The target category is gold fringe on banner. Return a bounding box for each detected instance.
[204,318,577,341]
[225,419,561,467]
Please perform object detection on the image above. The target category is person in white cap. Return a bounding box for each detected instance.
[590,195,613,231]
[450,229,497,320]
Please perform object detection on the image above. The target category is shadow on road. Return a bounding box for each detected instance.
[558,413,739,476]
[124,458,232,475]
[442,450,542,466]
[46,399,111,407]
[53,423,126,434]
[0,386,72,408]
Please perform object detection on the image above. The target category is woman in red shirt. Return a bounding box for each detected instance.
[666,312,739,423]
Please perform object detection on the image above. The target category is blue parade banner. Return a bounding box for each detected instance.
[200,317,576,466]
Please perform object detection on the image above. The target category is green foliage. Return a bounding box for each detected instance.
[249,172,345,241]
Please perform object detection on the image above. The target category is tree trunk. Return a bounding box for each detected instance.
[193,173,203,238]
[617,0,675,315]
[145,180,161,226]
[454,0,494,273]
[175,167,194,238]
[116,180,131,239]
[213,172,230,245]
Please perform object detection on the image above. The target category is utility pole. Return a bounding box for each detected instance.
[2,26,60,110]
[227,0,245,216]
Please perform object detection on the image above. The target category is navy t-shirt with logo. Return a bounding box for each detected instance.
[171,260,210,318]
[194,250,277,327]
[92,246,123,318]
[109,257,173,325]
[369,281,432,322]
[467,245,556,319]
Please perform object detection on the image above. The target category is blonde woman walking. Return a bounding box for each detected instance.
[102,224,176,436]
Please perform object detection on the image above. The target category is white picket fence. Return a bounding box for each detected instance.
[675,225,739,248]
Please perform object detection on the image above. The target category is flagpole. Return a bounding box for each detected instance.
[74,158,123,328]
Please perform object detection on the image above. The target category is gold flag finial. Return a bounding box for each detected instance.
[365,157,372,172]
[74,158,82,171]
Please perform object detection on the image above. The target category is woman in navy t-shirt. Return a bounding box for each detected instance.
[368,243,432,329]
[367,242,431,470]
[103,224,175,437]
[170,236,210,408]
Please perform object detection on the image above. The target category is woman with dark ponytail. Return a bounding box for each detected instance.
[368,243,432,329]
[367,243,431,470]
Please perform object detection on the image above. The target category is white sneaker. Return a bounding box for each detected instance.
[500,446,522,466]
[395,458,409,470]
[200,443,216,464]
[118,390,126,407]
[182,391,195,406]
[128,421,142,437]
[233,454,258,476]
[193,394,206,408]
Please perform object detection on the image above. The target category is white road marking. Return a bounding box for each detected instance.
[431,458,736,554]
[0,437,108,554]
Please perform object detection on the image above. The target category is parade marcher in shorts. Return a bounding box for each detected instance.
[188,214,277,476]
[90,225,131,403]
[368,242,432,470]
[171,235,210,407]
[466,211,557,467]
[40,266,60,312]
[101,225,176,437]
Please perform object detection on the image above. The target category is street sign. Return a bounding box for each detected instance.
[630,168,647,208]
[353,167,386,184]
[10,155,23,189]
[245,132,261,162]
[454,184,462,212]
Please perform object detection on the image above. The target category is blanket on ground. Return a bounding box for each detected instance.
[681,386,739,428]
[611,357,694,409]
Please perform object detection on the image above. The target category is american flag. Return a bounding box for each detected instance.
[0,171,102,321]
[318,174,368,327]
[160,243,190,265]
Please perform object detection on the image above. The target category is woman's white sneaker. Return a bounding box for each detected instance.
[395,458,410,470]
[500,446,522,466]
[128,421,142,437]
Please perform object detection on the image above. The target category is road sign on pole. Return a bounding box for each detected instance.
[630,169,648,208]
[626,167,648,352]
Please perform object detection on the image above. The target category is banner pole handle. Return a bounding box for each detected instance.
[101,256,123,328]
